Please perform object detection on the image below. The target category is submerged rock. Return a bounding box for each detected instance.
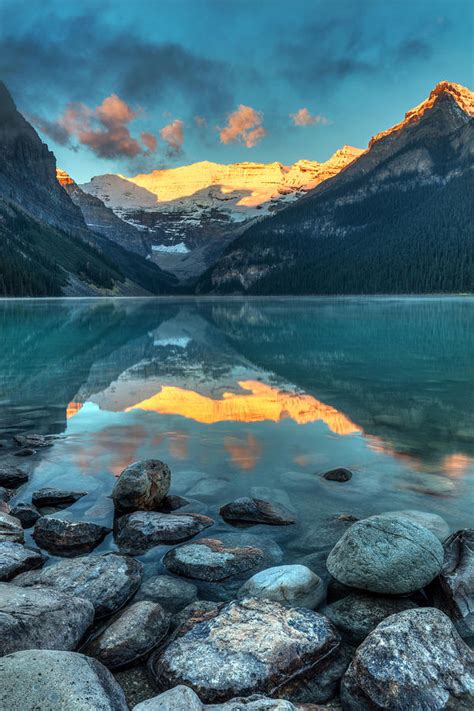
[0,541,46,581]
[13,433,50,448]
[0,582,94,655]
[378,509,450,541]
[133,685,203,710]
[32,487,87,508]
[115,511,213,553]
[14,553,143,617]
[134,574,197,612]
[327,514,444,594]
[10,502,42,528]
[341,608,474,710]
[112,459,171,513]
[238,565,324,609]
[83,601,169,670]
[0,511,24,543]
[33,516,111,556]
[0,649,128,710]
[164,537,265,582]
[0,465,28,488]
[219,498,295,526]
[149,597,341,703]
[321,468,352,482]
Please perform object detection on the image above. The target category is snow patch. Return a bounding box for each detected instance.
[152,243,190,254]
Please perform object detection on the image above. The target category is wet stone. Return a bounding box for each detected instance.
[321,468,352,482]
[164,537,266,582]
[238,565,325,609]
[10,502,42,528]
[14,448,36,457]
[219,497,295,526]
[13,433,50,448]
[32,487,87,508]
[0,511,24,543]
[0,541,46,581]
[0,465,28,488]
[378,509,450,542]
[159,495,190,512]
[207,695,298,710]
[171,600,220,633]
[133,685,203,710]
[112,459,171,513]
[33,516,111,556]
[115,511,214,554]
[134,574,198,612]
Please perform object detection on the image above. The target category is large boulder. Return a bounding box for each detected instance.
[149,597,341,703]
[115,511,213,554]
[112,460,171,512]
[0,649,128,710]
[0,511,24,543]
[134,574,197,612]
[33,516,111,556]
[219,498,295,526]
[10,502,42,528]
[378,510,450,541]
[164,537,265,582]
[0,582,94,655]
[238,565,324,609]
[341,608,474,710]
[82,601,169,670]
[13,553,143,617]
[326,514,444,594]
[0,465,28,488]
[0,541,46,581]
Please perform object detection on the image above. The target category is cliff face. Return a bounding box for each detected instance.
[199,81,474,295]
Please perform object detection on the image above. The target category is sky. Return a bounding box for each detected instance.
[0,0,472,183]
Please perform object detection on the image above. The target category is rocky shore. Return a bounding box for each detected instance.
[0,438,473,710]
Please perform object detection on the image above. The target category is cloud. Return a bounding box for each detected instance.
[28,114,71,145]
[160,119,184,158]
[290,108,329,126]
[140,132,158,154]
[219,105,266,148]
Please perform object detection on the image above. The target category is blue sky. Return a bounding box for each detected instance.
[1,0,472,182]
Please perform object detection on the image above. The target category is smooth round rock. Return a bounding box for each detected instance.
[327,514,444,594]
[32,487,87,508]
[0,649,128,710]
[133,685,203,710]
[164,537,266,582]
[0,511,24,543]
[325,592,418,644]
[0,541,46,581]
[33,516,111,556]
[13,553,143,617]
[0,465,28,488]
[149,597,341,703]
[112,460,171,512]
[10,502,42,528]
[238,565,325,609]
[341,608,474,710]
[378,510,450,541]
[322,468,352,482]
[83,601,169,670]
[219,498,295,526]
[115,511,214,554]
[134,575,197,612]
[0,582,95,655]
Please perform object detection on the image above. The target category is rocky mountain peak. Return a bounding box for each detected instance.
[56,168,75,187]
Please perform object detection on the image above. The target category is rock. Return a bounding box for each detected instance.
[430,529,474,640]
[0,465,28,488]
[133,685,203,710]
[378,509,450,541]
[341,608,474,710]
[325,592,418,644]
[207,695,297,709]
[238,565,325,609]
[32,487,87,508]
[14,553,143,618]
[83,601,169,670]
[13,433,49,448]
[0,487,11,513]
[0,649,128,710]
[321,468,352,482]
[10,502,42,528]
[159,495,190,512]
[164,537,266,582]
[0,541,46,581]
[0,582,94,655]
[134,575,197,612]
[0,511,24,543]
[171,600,220,632]
[149,597,341,704]
[33,516,111,556]
[326,514,444,594]
[115,511,214,554]
[112,460,171,513]
[219,498,295,526]
[14,447,36,457]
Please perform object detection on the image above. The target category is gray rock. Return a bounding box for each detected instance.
[10,502,42,528]
[321,468,352,482]
[13,433,50,448]
[112,460,171,513]
[325,592,418,644]
[219,498,295,526]
[0,649,128,710]
[171,600,220,632]
[115,511,214,554]
[159,495,190,512]
[207,696,296,710]
[0,541,46,581]
[0,582,94,655]
[238,565,325,609]
[135,574,197,612]
[32,487,87,508]
[33,516,111,556]
[164,537,266,582]
[378,510,450,541]
[83,601,169,670]
[14,553,143,617]
[14,447,36,457]
[341,608,474,710]
[0,465,28,488]
[0,511,24,543]
[327,514,444,594]
[149,597,341,703]
[133,685,203,710]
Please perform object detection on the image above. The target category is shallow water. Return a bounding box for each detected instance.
[1,297,473,583]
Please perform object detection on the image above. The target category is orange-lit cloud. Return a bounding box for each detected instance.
[219,105,266,147]
[160,119,184,157]
[141,131,158,154]
[290,107,329,126]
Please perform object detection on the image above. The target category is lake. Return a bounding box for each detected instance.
[1,296,473,582]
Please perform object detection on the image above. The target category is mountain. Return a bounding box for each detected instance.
[0,81,178,297]
[197,81,474,295]
[79,148,362,282]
